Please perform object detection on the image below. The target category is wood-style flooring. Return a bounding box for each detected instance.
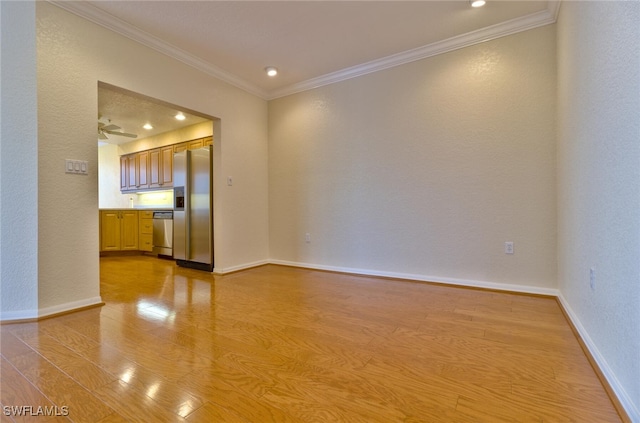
[0,256,623,422]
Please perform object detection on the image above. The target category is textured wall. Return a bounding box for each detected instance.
[29,2,269,315]
[557,1,640,417]
[269,25,557,291]
[0,1,39,319]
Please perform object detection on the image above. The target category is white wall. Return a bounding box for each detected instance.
[0,2,270,319]
[98,143,129,209]
[269,25,557,292]
[557,1,640,419]
[0,1,39,319]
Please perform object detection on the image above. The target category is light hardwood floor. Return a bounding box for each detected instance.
[0,256,623,422]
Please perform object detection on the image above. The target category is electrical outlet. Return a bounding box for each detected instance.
[590,268,595,290]
[505,242,514,254]
[226,176,233,186]
[305,233,311,243]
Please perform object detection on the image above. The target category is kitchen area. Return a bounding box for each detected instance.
[98,82,215,271]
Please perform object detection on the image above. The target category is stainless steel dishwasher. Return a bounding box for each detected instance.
[152,211,173,257]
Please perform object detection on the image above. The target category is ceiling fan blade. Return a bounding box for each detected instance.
[102,124,121,131]
[105,130,137,138]
[98,131,109,140]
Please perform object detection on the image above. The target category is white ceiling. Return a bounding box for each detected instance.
[98,83,210,145]
[70,0,558,144]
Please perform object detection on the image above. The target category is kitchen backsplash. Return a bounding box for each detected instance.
[101,190,174,209]
[133,190,174,208]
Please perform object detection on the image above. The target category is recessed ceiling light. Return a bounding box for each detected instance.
[143,123,153,130]
[175,112,186,121]
[265,66,278,77]
[471,0,486,7]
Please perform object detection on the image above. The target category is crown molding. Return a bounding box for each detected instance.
[268,1,560,99]
[48,0,269,99]
[49,0,559,102]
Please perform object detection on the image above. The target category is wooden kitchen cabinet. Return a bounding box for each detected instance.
[100,210,120,251]
[120,156,128,191]
[100,210,139,251]
[120,210,139,250]
[127,154,137,190]
[149,146,173,189]
[137,150,149,190]
[121,151,149,191]
[120,154,140,192]
[187,138,204,150]
[138,210,153,252]
[161,146,174,187]
[173,137,212,154]
[149,149,161,187]
[121,136,212,192]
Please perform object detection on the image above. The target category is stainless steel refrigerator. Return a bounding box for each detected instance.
[173,147,213,271]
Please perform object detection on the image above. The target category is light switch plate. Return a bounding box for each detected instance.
[65,159,88,175]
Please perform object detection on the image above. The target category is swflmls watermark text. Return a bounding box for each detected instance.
[3,405,69,417]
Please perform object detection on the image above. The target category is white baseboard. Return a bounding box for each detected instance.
[213,259,270,275]
[0,296,103,322]
[557,293,639,422]
[37,296,103,319]
[0,308,39,321]
[269,259,559,297]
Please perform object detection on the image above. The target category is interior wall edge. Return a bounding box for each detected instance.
[557,293,639,423]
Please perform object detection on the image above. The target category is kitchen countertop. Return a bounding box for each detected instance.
[99,207,174,211]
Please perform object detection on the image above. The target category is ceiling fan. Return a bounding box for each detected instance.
[98,120,137,140]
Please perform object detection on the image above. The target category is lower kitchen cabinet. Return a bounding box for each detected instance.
[139,210,153,252]
[100,210,139,252]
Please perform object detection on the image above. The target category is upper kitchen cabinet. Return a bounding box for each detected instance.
[120,151,149,191]
[138,150,149,190]
[149,146,173,189]
[172,136,213,153]
[120,155,128,191]
[120,154,136,191]
[120,136,212,193]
